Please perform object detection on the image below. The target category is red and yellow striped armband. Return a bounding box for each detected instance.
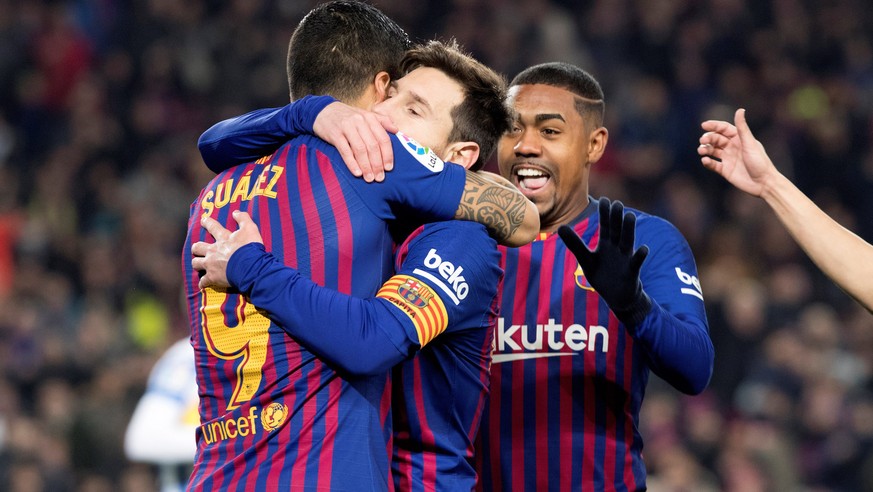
[376,275,449,347]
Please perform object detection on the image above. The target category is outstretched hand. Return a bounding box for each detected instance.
[698,108,778,197]
[191,210,264,290]
[313,102,398,182]
[558,198,651,325]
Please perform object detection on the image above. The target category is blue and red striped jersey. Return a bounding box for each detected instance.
[218,220,503,491]
[390,222,501,491]
[183,133,466,491]
[476,198,713,492]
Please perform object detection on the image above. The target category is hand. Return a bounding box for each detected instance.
[698,108,778,197]
[558,198,651,325]
[191,210,264,290]
[313,102,398,182]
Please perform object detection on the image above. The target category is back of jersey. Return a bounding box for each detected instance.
[183,135,395,491]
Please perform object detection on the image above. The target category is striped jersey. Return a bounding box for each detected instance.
[476,198,713,492]
[390,222,502,491]
[183,132,466,491]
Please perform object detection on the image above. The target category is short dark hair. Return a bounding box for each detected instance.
[287,1,411,101]
[510,62,605,127]
[400,40,511,171]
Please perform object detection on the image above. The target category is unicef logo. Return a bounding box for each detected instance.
[260,402,288,432]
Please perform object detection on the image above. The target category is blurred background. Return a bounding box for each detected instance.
[1,0,872,490]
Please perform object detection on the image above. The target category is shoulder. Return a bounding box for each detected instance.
[626,206,688,245]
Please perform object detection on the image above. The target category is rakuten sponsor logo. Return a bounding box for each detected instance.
[492,318,609,363]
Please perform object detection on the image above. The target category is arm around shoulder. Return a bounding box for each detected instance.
[456,170,539,247]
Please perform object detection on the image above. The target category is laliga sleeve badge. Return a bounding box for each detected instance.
[397,132,444,172]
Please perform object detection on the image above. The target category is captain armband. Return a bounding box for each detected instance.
[376,275,448,347]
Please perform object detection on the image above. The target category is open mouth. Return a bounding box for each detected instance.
[516,167,551,192]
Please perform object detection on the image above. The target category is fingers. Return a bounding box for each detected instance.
[734,108,754,145]
[201,214,230,241]
[608,199,624,246]
[558,224,593,269]
[700,120,739,138]
[618,210,637,255]
[233,210,253,229]
[374,113,396,173]
[333,135,365,180]
[629,244,649,274]
[597,197,611,241]
[191,241,209,258]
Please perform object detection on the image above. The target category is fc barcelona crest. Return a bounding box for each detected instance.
[397,278,433,307]
[574,264,595,291]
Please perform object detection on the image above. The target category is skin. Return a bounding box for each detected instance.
[497,84,608,233]
[194,67,518,286]
[699,108,873,312]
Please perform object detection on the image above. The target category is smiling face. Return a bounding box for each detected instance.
[373,66,464,159]
[498,83,607,232]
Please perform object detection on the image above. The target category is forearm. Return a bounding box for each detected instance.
[198,96,335,173]
[632,303,714,395]
[456,170,539,247]
[227,244,413,375]
[762,172,873,311]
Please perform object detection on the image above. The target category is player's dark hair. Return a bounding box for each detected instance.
[287,1,411,101]
[400,40,511,171]
[510,62,605,127]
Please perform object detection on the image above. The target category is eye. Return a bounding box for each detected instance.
[407,106,421,117]
[542,128,560,136]
[507,125,522,135]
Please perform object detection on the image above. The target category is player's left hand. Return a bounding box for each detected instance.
[558,197,652,326]
[192,210,264,290]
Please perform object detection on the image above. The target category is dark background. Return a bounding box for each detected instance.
[1,0,872,490]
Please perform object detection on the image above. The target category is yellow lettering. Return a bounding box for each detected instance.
[200,190,215,218]
[237,415,249,437]
[202,423,214,444]
[201,289,271,410]
[248,170,270,200]
[215,179,234,209]
[263,166,284,198]
[211,421,226,441]
[248,407,258,435]
[231,171,252,204]
[225,418,237,439]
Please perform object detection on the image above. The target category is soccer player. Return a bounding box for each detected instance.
[183,3,534,490]
[699,108,873,312]
[124,338,198,492]
[192,39,513,491]
[475,63,715,491]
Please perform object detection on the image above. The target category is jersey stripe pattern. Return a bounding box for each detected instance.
[183,134,464,491]
[390,222,502,491]
[477,198,710,492]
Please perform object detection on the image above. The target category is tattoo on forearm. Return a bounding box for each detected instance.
[457,173,527,241]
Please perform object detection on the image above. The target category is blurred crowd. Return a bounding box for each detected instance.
[1,0,872,490]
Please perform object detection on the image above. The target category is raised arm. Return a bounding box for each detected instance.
[559,199,714,394]
[699,108,873,312]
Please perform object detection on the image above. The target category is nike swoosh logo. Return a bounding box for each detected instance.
[492,352,578,363]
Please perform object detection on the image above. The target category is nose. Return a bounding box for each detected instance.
[513,128,540,157]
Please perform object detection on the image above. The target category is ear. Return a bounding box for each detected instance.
[587,126,608,164]
[442,141,480,170]
[373,71,391,103]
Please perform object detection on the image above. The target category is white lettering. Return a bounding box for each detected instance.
[492,318,609,363]
[419,249,469,302]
